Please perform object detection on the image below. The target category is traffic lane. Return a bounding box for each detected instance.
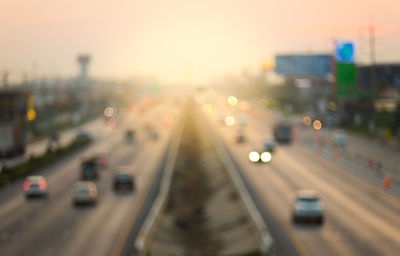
[240,114,400,254]
[246,112,400,220]
[61,134,169,256]
[0,113,173,256]
[214,118,400,256]
[0,102,175,241]
[0,119,123,227]
[0,100,171,210]
[0,121,139,250]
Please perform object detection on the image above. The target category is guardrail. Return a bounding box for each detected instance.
[203,109,275,255]
[109,105,186,256]
[132,108,185,255]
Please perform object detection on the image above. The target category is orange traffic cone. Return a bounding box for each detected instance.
[384,174,391,189]
[333,150,339,160]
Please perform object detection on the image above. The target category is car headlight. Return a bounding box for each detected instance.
[260,152,272,163]
[249,151,260,162]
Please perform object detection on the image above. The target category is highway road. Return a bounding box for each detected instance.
[206,99,400,256]
[0,99,180,256]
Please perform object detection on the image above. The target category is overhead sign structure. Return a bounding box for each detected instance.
[275,54,332,77]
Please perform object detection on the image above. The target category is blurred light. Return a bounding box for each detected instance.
[327,101,337,111]
[249,151,260,162]
[225,116,235,126]
[227,96,238,106]
[303,115,312,126]
[104,107,115,118]
[202,104,213,113]
[313,120,322,130]
[38,180,46,190]
[27,109,36,121]
[23,181,30,191]
[238,101,251,111]
[260,152,272,163]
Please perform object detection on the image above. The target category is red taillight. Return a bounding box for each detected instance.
[38,180,46,190]
[23,181,30,191]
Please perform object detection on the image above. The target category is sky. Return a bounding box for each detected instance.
[1,0,400,83]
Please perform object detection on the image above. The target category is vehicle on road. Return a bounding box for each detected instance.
[23,176,48,198]
[333,131,347,149]
[113,173,135,192]
[292,190,324,224]
[76,130,91,141]
[264,138,276,152]
[248,151,272,163]
[236,130,246,143]
[92,154,109,168]
[125,129,135,143]
[80,158,99,180]
[73,182,98,205]
[273,122,292,143]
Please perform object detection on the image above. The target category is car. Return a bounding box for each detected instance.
[125,129,135,143]
[236,130,246,143]
[91,154,109,168]
[292,190,324,224]
[80,159,99,180]
[76,130,90,141]
[248,151,272,163]
[113,173,135,192]
[73,182,98,205]
[23,176,48,198]
[264,138,276,152]
[333,132,347,149]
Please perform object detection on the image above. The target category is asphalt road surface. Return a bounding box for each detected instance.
[206,100,400,256]
[0,100,180,256]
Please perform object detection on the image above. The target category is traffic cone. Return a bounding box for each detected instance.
[369,157,375,169]
[333,150,339,160]
[384,174,391,189]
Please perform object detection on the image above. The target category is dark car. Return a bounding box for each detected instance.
[81,159,99,180]
[126,129,135,143]
[91,154,109,168]
[76,130,91,142]
[113,173,135,192]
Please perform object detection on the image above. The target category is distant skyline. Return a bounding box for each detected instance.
[2,0,400,83]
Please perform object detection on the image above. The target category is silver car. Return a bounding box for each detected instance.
[292,190,324,224]
[73,182,98,205]
[24,176,48,198]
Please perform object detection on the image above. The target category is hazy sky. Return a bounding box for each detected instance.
[2,0,400,83]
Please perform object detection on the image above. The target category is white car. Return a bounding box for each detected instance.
[292,190,324,224]
[23,176,48,198]
[73,182,98,205]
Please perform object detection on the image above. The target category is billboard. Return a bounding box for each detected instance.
[335,41,356,63]
[335,40,358,98]
[275,54,332,77]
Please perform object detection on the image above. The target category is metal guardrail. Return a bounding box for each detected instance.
[203,110,275,255]
[130,107,186,256]
[109,108,185,256]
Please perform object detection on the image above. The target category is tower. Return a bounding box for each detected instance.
[77,54,91,82]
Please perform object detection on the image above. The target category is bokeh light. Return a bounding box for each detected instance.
[227,96,238,106]
[313,120,322,130]
[225,116,235,126]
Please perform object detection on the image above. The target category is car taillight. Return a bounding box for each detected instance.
[23,181,30,191]
[38,180,46,190]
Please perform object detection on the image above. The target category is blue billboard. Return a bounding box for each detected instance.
[335,41,355,63]
[275,54,332,77]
